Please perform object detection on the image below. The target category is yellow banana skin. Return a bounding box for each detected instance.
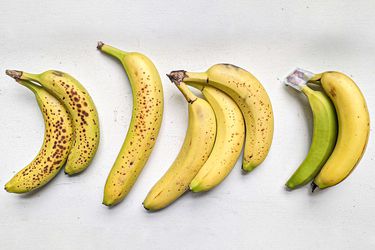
[169,64,274,171]
[189,85,245,192]
[98,42,163,206]
[5,80,73,193]
[6,70,100,175]
[312,72,370,189]
[143,83,216,211]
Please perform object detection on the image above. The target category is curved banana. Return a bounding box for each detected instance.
[143,82,216,211]
[6,69,100,175]
[98,42,163,206]
[168,64,273,172]
[310,71,370,189]
[5,80,73,193]
[189,84,245,192]
[284,73,337,189]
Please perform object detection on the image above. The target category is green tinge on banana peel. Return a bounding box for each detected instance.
[286,86,337,189]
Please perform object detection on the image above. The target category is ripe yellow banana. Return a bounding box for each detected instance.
[189,84,245,192]
[168,64,273,172]
[143,82,216,211]
[98,42,164,206]
[310,71,370,189]
[6,69,100,175]
[5,80,73,193]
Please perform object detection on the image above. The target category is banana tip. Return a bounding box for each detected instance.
[97,41,105,50]
[311,182,318,192]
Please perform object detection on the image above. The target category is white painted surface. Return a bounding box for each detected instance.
[0,1,374,249]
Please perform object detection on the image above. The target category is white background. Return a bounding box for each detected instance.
[0,1,374,249]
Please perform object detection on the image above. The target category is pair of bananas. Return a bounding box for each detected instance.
[143,64,274,211]
[5,69,100,193]
[285,69,370,190]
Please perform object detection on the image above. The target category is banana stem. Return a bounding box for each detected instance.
[16,79,42,94]
[167,70,208,86]
[97,41,127,61]
[175,82,197,104]
[187,82,204,91]
[6,70,41,83]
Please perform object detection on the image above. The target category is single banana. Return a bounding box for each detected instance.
[189,84,245,192]
[5,80,73,193]
[97,42,163,206]
[284,69,337,189]
[168,64,273,172]
[6,69,100,175]
[310,71,370,189]
[143,82,216,211]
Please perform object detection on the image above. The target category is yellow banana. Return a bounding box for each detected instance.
[5,80,73,193]
[168,64,273,172]
[6,69,100,175]
[98,42,164,206]
[310,71,370,189]
[189,84,245,192]
[143,82,216,211]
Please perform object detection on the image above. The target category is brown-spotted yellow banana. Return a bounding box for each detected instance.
[97,42,163,206]
[5,80,73,193]
[188,84,245,192]
[143,82,216,211]
[309,71,370,190]
[168,64,273,172]
[6,69,100,175]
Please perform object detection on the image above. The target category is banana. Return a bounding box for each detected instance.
[143,82,216,211]
[5,80,73,193]
[309,71,370,189]
[97,42,164,206]
[168,64,273,172]
[6,69,100,175]
[189,84,245,192]
[284,69,337,189]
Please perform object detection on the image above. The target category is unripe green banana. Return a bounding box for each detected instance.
[189,84,245,192]
[143,82,216,211]
[310,71,370,189]
[5,80,74,193]
[168,64,273,172]
[98,42,163,206]
[284,69,337,189]
[6,69,100,175]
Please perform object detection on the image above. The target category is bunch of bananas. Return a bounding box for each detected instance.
[4,42,370,211]
[143,64,274,211]
[5,69,100,193]
[284,69,370,191]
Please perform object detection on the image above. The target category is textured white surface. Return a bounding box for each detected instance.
[0,1,375,249]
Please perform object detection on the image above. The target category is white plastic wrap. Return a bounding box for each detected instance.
[284,68,314,91]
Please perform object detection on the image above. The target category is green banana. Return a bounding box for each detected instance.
[284,74,337,189]
[97,42,164,206]
[6,69,100,175]
[5,80,74,193]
